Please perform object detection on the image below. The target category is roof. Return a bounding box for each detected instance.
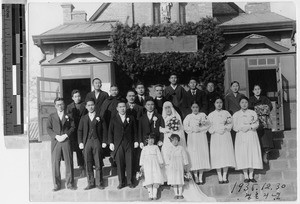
[221,12,294,26]
[225,34,289,55]
[33,21,116,45]
[219,12,295,34]
[49,42,112,64]
[89,3,110,22]
[212,2,244,16]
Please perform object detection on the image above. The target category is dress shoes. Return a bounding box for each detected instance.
[128,184,135,188]
[244,179,250,183]
[218,181,224,184]
[52,187,60,192]
[249,178,257,183]
[84,185,95,190]
[67,186,76,190]
[117,184,125,189]
[97,185,105,190]
[178,195,184,199]
[223,179,229,184]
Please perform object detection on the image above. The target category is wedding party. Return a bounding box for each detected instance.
[27,1,297,202]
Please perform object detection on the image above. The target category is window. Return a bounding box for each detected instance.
[248,57,277,67]
[179,3,187,24]
[153,3,160,25]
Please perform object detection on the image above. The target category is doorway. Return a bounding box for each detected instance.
[248,69,277,101]
[62,78,91,105]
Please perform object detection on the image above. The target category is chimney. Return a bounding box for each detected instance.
[61,3,74,23]
[245,2,271,14]
[72,11,87,22]
[61,4,87,24]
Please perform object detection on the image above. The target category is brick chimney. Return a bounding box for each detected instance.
[61,3,86,24]
[245,2,271,14]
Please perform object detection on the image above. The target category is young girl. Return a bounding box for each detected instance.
[233,96,263,183]
[165,134,189,199]
[139,133,164,200]
[160,101,186,181]
[183,102,210,185]
[207,97,236,184]
[249,84,273,164]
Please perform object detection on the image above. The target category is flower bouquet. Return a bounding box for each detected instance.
[224,116,232,126]
[166,116,180,131]
[254,104,272,129]
[199,116,210,127]
[136,169,144,181]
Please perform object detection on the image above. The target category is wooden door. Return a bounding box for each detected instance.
[37,77,62,141]
[276,65,284,130]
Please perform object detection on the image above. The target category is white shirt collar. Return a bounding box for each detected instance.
[57,111,64,120]
[147,111,154,120]
[119,113,126,122]
[171,84,177,90]
[88,112,96,121]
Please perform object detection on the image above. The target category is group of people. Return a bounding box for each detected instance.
[46,73,274,200]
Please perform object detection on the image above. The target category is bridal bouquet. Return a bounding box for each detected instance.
[166,116,180,131]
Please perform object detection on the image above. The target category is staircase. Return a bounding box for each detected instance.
[30,130,296,201]
[199,130,297,202]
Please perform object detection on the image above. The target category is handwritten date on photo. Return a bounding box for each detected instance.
[231,182,287,201]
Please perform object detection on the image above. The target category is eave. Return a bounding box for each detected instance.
[218,21,295,35]
[32,31,111,47]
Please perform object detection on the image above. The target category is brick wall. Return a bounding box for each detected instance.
[134,3,153,25]
[186,2,212,22]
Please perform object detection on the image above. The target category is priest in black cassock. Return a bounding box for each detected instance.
[153,84,167,115]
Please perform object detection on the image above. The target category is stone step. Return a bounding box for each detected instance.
[272,138,297,150]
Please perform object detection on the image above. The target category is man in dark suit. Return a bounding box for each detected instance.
[78,98,107,190]
[85,78,109,115]
[139,99,164,147]
[108,100,139,189]
[66,90,87,177]
[125,90,143,175]
[47,97,75,191]
[126,90,143,121]
[134,82,153,107]
[183,77,208,117]
[153,84,167,115]
[163,73,186,118]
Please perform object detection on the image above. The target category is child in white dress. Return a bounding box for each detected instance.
[183,102,210,185]
[233,96,263,183]
[207,97,236,184]
[139,133,164,200]
[165,134,189,200]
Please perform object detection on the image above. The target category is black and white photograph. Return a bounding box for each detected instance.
[0,0,298,203]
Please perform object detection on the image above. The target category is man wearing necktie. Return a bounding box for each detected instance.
[134,82,153,108]
[183,77,208,118]
[47,97,75,191]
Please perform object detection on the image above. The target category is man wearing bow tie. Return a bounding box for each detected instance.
[47,97,75,191]
[183,77,208,118]
[108,100,139,189]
